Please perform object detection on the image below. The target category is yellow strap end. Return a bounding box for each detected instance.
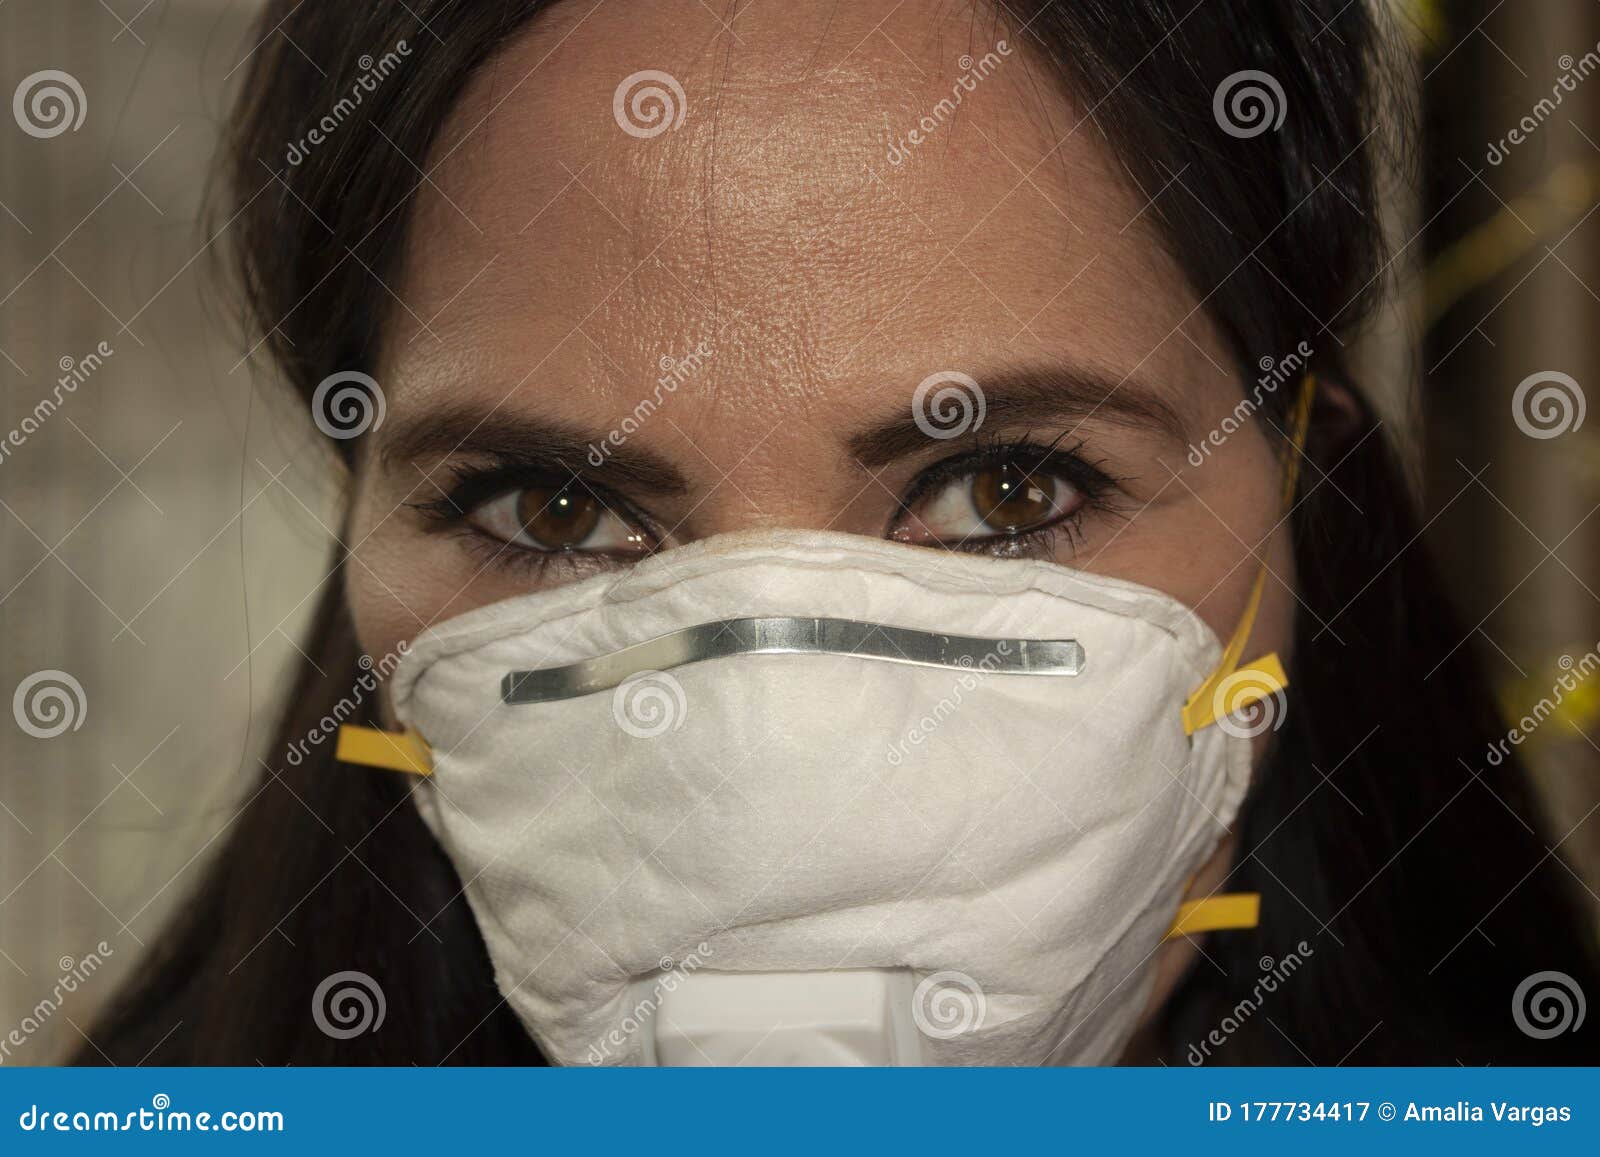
[1178,376,1312,738]
[336,725,433,776]
[1164,892,1261,939]
[1182,653,1289,736]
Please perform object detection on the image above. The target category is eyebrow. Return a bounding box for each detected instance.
[378,361,1188,491]
[846,363,1190,469]
[379,406,694,495]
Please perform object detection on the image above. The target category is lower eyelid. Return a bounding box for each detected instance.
[959,519,1081,559]
[449,526,629,581]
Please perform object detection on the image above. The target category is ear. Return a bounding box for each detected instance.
[1308,372,1369,452]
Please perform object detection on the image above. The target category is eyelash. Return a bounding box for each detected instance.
[896,432,1125,558]
[407,435,1127,571]
[407,463,658,579]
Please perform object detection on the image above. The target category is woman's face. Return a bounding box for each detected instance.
[346,0,1296,1041]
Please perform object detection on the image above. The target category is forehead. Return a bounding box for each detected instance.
[381,0,1222,440]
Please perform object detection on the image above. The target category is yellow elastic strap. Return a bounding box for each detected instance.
[1180,376,1315,736]
[335,725,433,776]
[1182,653,1289,734]
[1164,892,1261,939]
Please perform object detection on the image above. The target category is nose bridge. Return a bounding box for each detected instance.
[660,397,889,538]
[695,465,889,540]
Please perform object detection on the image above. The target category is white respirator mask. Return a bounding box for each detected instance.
[336,385,1310,1066]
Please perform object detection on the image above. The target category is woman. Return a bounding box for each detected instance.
[84,0,1598,1065]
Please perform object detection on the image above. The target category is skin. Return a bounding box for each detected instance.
[345,0,1298,1058]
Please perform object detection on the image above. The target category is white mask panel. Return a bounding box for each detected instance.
[373,529,1261,1066]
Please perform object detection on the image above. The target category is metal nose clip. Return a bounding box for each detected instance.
[501,616,1085,705]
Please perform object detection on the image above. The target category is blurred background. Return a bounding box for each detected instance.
[0,0,1596,1063]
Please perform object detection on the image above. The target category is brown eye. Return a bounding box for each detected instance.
[969,464,1058,531]
[894,457,1085,548]
[465,484,651,555]
[516,486,601,549]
